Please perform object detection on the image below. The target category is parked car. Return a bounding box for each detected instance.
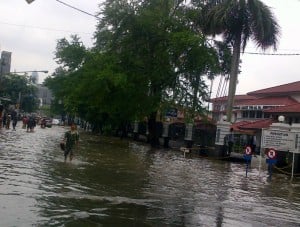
[52,118,60,125]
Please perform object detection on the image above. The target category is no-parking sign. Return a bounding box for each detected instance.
[245,146,252,155]
[267,148,277,159]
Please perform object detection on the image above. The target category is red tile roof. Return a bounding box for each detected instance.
[264,103,300,113]
[247,81,300,96]
[238,96,299,106]
[231,119,274,131]
[210,95,256,103]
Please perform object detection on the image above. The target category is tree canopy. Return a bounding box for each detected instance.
[204,0,280,121]
[0,73,38,112]
[45,0,233,140]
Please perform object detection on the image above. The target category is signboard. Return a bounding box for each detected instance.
[262,129,294,151]
[295,133,300,154]
[267,148,277,159]
[184,123,193,141]
[215,126,231,145]
[162,123,170,137]
[166,108,177,117]
[245,146,252,155]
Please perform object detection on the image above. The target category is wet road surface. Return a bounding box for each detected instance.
[0,124,300,226]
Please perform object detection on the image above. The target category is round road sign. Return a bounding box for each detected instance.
[245,146,252,155]
[267,148,277,159]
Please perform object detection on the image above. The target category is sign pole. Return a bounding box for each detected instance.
[266,148,277,181]
[259,148,262,176]
[268,163,273,181]
[246,159,249,177]
[243,146,252,177]
[291,152,295,181]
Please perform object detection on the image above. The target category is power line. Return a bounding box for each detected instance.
[3,19,300,55]
[0,21,93,35]
[55,0,100,19]
[243,52,300,56]
[26,0,100,19]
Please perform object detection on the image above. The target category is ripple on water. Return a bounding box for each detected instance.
[1,126,300,226]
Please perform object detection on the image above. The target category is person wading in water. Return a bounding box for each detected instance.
[62,123,79,162]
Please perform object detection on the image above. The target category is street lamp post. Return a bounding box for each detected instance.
[12,70,48,74]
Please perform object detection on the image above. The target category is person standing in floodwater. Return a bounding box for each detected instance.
[250,135,257,155]
[11,109,18,130]
[27,116,36,132]
[5,114,11,129]
[63,123,79,162]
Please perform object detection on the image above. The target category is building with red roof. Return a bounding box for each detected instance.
[210,81,300,131]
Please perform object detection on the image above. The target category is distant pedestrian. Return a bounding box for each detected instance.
[40,118,46,128]
[250,135,257,155]
[22,116,28,129]
[0,104,3,128]
[5,114,11,129]
[62,123,79,162]
[27,116,36,132]
[2,112,7,128]
[11,109,18,130]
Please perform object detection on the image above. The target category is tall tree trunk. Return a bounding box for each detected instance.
[192,75,200,119]
[226,36,241,122]
[148,111,160,148]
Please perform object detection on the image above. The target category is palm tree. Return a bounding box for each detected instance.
[205,0,280,122]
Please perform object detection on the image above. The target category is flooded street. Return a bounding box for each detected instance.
[0,124,300,226]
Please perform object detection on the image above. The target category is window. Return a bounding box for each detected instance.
[264,113,270,118]
[242,111,249,118]
[256,111,262,118]
[249,111,255,118]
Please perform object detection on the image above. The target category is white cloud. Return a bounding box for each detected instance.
[0,0,99,77]
[0,0,299,91]
[212,0,300,97]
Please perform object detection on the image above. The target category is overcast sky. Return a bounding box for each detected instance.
[0,0,299,97]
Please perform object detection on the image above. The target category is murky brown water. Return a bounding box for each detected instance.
[0,124,300,226]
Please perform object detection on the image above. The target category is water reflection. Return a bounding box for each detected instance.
[0,125,300,226]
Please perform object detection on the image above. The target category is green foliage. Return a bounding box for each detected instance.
[204,0,280,51]
[0,73,38,112]
[38,105,51,117]
[54,35,87,72]
[0,74,27,102]
[203,0,280,121]
[46,0,232,134]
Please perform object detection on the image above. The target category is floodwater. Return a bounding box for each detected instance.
[0,124,300,227]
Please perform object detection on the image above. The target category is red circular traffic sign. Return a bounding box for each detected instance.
[267,148,277,159]
[245,146,252,155]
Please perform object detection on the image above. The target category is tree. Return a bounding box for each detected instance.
[0,74,38,112]
[54,35,87,72]
[205,0,280,121]
[48,0,223,146]
[94,0,220,146]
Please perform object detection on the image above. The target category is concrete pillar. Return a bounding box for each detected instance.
[184,123,194,148]
[162,122,170,148]
[214,118,231,157]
